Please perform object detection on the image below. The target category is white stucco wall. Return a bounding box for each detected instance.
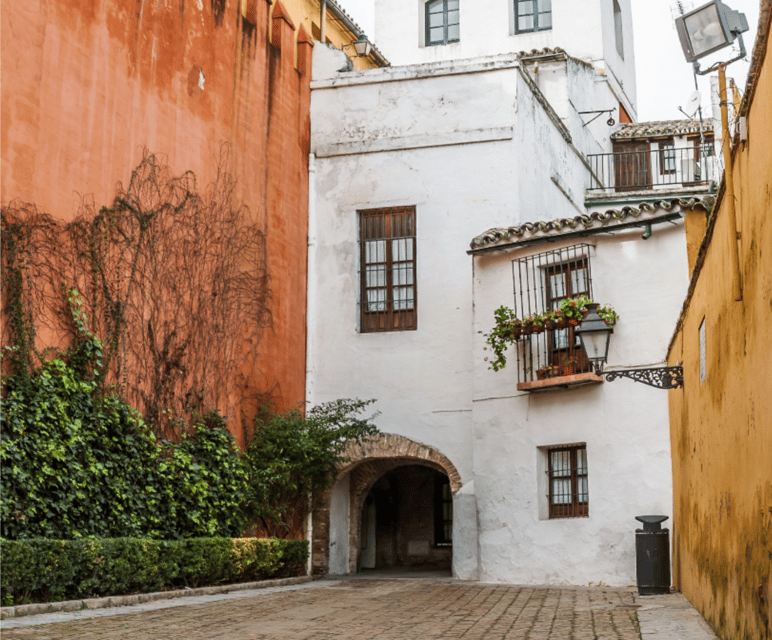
[308,36,681,585]
[372,0,637,117]
[329,473,351,574]
[470,226,688,585]
[310,49,599,580]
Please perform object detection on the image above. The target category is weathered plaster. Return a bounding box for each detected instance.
[667,7,772,634]
[307,30,659,584]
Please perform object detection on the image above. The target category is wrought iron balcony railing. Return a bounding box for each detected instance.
[588,147,718,193]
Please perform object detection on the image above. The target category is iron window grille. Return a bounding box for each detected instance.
[425,0,460,46]
[515,0,552,34]
[548,444,589,518]
[359,206,417,333]
[434,476,453,545]
[511,244,594,383]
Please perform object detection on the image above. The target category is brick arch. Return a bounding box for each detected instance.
[311,434,462,575]
[339,434,462,493]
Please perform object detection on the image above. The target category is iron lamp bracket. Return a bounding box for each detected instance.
[600,366,684,389]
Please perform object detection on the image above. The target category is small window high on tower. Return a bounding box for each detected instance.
[515,0,552,34]
[425,0,460,46]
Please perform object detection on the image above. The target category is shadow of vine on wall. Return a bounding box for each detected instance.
[1,150,271,440]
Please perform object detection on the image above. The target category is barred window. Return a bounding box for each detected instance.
[515,0,552,34]
[359,207,417,333]
[426,0,460,46]
[511,244,594,383]
[548,445,588,518]
[545,258,590,371]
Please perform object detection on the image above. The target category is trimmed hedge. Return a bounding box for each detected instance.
[0,537,308,605]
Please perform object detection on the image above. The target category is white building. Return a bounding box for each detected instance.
[306,0,714,585]
[372,0,637,121]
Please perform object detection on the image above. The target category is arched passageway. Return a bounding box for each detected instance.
[359,465,452,571]
[311,434,461,576]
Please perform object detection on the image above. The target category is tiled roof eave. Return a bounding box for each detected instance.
[468,196,714,253]
[611,119,714,140]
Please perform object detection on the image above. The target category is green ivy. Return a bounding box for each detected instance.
[1,314,247,540]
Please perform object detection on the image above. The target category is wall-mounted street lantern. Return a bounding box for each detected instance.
[344,34,373,57]
[575,304,684,390]
[353,34,373,57]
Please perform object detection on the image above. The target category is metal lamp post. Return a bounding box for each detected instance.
[575,304,684,390]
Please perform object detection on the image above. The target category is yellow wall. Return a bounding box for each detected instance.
[667,15,772,640]
[277,0,381,70]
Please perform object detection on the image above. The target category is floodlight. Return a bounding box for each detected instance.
[675,0,749,63]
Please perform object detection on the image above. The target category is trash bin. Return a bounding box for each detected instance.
[635,515,670,595]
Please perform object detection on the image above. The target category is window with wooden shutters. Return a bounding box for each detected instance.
[545,258,590,373]
[548,445,588,518]
[359,207,417,333]
[659,138,677,175]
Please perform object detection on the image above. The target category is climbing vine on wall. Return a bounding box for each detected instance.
[1,151,271,439]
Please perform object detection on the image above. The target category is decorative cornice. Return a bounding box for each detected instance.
[612,119,714,140]
[469,197,714,251]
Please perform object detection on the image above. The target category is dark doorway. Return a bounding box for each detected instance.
[358,465,452,571]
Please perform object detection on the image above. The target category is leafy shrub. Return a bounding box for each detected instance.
[0,537,309,605]
[244,399,379,536]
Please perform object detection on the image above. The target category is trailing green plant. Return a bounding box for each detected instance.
[0,537,308,605]
[244,399,379,537]
[481,297,619,371]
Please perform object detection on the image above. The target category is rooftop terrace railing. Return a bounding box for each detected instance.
[587,147,718,193]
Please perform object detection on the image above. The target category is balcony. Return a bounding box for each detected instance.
[508,244,605,392]
[587,146,718,194]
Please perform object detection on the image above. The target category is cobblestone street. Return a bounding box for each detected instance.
[1,577,648,640]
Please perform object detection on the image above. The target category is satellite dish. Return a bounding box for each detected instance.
[683,90,702,118]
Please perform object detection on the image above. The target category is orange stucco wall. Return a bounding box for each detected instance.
[1,0,311,443]
[667,17,772,640]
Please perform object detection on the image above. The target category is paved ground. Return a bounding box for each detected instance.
[1,574,718,640]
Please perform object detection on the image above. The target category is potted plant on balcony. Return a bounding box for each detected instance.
[560,354,577,376]
[536,365,552,380]
[482,299,618,372]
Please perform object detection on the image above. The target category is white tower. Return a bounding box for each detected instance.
[374,0,638,118]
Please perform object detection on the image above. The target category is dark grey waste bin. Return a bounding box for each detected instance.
[635,515,670,595]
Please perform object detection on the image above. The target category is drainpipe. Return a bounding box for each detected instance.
[306,152,317,412]
[305,152,317,577]
[319,0,327,44]
[642,223,652,240]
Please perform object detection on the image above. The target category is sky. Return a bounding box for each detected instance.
[337,0,760,122]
